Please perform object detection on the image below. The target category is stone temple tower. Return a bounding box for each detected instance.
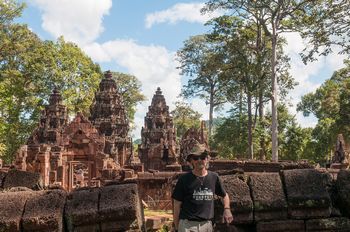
[28,87,68,145]
[89,71,132,167]
[138,87,180,171]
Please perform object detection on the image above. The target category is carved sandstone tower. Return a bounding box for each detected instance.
[89,71,132,167]
[15,89,112,190]
[19,88,69,175]
[138,87,180,171]
[29,87,69,145]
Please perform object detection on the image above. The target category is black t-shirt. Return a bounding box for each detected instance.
[172,171,226,221]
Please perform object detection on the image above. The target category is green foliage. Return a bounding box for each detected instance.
[0,2,102,163]
[177,34,227,136]
[299,0,350,62]
[211,114,249,159]
[302,118,335,164]
[110,71,146,126]
[212,104,313,160]
[170,101,202,139]
[297,61,350,163]
[43,37,103,115]
[0,0,25,25]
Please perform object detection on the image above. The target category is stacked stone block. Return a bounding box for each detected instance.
[282,169,331,219]
[336,170,350,217]
[217,174,253,224]
[22,190,66,232]
[99,184,143,231]
[3,169,42,190]
[65,188,100,231]
[1,168,350,231]
[0,191,34,231]
[0,170,144,232]
[214,169,350,232]
[249,173,287,221]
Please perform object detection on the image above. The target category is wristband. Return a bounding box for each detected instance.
[224,208,231,210]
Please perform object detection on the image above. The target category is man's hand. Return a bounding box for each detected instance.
[222,208,233,224]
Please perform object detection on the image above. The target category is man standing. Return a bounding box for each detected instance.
[172,143,233,232]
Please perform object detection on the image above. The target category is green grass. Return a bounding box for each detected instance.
[144,209,173,217]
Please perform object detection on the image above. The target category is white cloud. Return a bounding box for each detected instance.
[30,0,112,45]
[84,40,183,137]
[145,2,221,28]
[283,32,347,128]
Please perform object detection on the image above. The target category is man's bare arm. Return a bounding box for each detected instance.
[173,199,182,230]
[222,193,233,224]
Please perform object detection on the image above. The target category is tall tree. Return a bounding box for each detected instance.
[203,0,322,161]
[207,15,293,159]
[170,101,202,139]
[177,35,227,137]
[110,71,146,127]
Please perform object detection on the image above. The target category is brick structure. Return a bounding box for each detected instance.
[89,70,133,167]
[138,87,180,171]
[14,71,135,191]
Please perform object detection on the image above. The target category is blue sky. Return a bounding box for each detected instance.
[17,0,347,137]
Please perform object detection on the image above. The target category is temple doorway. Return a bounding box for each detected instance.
[68,161,93,191]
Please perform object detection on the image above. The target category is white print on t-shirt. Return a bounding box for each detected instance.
[193,187,214,201]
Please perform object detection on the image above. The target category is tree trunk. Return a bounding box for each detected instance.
[259,91,266,160]
[247,93,253,159]
[256,15,266,160]
[208,86,214,138]
[271,32,278,162]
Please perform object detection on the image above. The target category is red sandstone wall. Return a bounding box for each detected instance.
[0,182,144,232]
[137,172,181,210]
[2,168,350,231]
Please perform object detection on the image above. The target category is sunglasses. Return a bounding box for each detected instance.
[192,155,207,161]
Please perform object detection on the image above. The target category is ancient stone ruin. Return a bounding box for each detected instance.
[0,170,143,232]
[180,122,210,164]
[2,166,350,231]
[14,71,135,191]
[6,71,350,231]
[331,134,349,169]
[89,70,133,167]
[213,168,350,232]
[138,87,180,171]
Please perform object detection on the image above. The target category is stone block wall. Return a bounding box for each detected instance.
[214,169,350,232]
[3,169,43,190]
[209,160,313,173]
[2,168,350,231]
[137,172,181,211]
[0,173,144,232]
